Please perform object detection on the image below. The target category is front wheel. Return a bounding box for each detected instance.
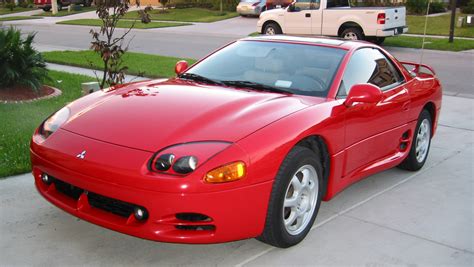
[264,22,282,35]
[257,146,323,248]
[398,110,432,171]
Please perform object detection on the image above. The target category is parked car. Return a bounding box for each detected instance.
[34,0,92,11]
[258,0,408,44]
[31,36,441,248]
[237,0,267,16]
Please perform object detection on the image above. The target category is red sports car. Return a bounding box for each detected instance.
[31,36,442,248]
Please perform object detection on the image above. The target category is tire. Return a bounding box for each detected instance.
[340,27,364,41]
[257,146,323,248]
[43,7,51,11]
[83,0,91,7]
[264,22,282,35]
[398,109,432,171]
[367,37,385,45]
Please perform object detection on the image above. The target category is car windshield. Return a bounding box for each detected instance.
[184,40,347,97]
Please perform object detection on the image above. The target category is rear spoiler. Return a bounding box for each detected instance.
[400,61,436,76]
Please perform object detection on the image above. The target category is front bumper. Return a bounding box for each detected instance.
[30,130,273,244]
[376,26,408,37]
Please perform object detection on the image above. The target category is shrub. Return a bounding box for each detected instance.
[461,0,474,14]
[407,0,446,15]
[0,27,48,92]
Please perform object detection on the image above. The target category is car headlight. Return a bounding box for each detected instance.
[39,107,70,139]
[148,142,231,175]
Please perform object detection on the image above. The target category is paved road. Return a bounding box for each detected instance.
[2,19,473,97]
[1,95,472,266]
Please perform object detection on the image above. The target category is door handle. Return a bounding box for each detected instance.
[305,13,311,18]
[402,102,410,111]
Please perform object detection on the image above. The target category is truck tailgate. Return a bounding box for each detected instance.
[384,7,406,29]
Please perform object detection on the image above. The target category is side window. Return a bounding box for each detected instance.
[338,48,403,97]
[294,0,320,10]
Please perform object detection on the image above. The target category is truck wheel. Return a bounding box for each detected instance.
[43,7,51,11]
[83,0,91,7]
[341,28,363,40]
[368,37,385,45]
[264,22,282,35]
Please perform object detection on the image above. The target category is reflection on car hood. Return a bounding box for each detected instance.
[61,79,323,152]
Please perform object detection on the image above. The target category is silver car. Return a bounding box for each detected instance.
[236,0,267,16]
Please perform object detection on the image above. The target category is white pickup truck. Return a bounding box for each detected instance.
[257,0,407,44]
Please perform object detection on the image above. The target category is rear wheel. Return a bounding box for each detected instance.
[264,22,282,35]
[340,27,364,41]
[43,6,51,11]
[398,110,432,171]
[258,146,323,248]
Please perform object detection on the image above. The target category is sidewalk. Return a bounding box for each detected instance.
[0,95,472,266]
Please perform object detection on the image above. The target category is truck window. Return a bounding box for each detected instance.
[326,0,349,8]
[338,48,403,97]
[294,0,320,10]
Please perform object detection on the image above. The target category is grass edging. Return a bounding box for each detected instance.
[42,50,197,79]
[383,35,474,52]
[0,16,42,21]
[56,19,191,29]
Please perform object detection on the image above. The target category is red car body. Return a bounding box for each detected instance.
[31,36,442,244]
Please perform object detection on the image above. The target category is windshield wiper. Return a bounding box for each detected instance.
[178,73,225,86]
[222,80,293,94]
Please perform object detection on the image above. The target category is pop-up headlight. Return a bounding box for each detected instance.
[39,107,70,139]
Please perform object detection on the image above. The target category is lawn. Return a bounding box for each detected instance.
[0,71,94,178]
[34,6,96,17]
[0,16,42,21]
[123,8,238,23]
[383,35,474,51]
[407,13,474,38]
[56,19,190,29]
[0,6,35,15]
[42,50,197,78]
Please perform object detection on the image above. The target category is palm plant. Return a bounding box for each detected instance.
[0,27,48,92]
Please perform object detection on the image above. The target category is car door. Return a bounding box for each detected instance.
[284,0,315,34]
[310,0,323,35]
[338,48,411,177]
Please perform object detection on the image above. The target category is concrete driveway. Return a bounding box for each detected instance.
[0,95,472,266]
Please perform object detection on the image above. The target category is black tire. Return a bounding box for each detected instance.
[398,109,432,171]
[340,27,364,41]
[83,0,91,7]
[257,146,323,248]
[43,7,51,11]
[264,22,282,35]
[373,37,385,45]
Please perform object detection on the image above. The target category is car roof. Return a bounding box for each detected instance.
[242,35,372,50]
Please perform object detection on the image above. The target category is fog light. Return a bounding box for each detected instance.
[133,207,148,221]
[154,153,175,171]
[173,156,198,174]
[41,173,52,185]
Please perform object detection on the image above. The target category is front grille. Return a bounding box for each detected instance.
[54,178,84,200]
[88,192,136,218]
[47,174,142,219]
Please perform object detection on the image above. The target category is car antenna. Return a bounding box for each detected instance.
[419,0,432,70]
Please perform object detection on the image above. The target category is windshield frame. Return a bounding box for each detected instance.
[182,39,348,98]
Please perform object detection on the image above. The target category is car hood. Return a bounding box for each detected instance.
[61,79,323,152]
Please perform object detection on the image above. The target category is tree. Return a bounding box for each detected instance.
[90,0,135,88]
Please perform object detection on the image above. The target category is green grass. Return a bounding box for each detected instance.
[384,35,474,51]
[0,16,42,21]
[0,71,94,178]
[407,13,474,38]
[34,6,96,17]
[124,8,238,23]
[56,19,190,29]
[0,7,35,15]
[42,50,197,78]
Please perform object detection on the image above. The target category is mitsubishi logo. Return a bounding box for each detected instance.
[76,150,86,159]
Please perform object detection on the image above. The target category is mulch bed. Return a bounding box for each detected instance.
[0,85,61,103]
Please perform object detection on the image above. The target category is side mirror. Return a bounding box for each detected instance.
[344,83,382,107]
[175,60,189,76]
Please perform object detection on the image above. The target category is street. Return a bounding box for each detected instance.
[1,14,473,266]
